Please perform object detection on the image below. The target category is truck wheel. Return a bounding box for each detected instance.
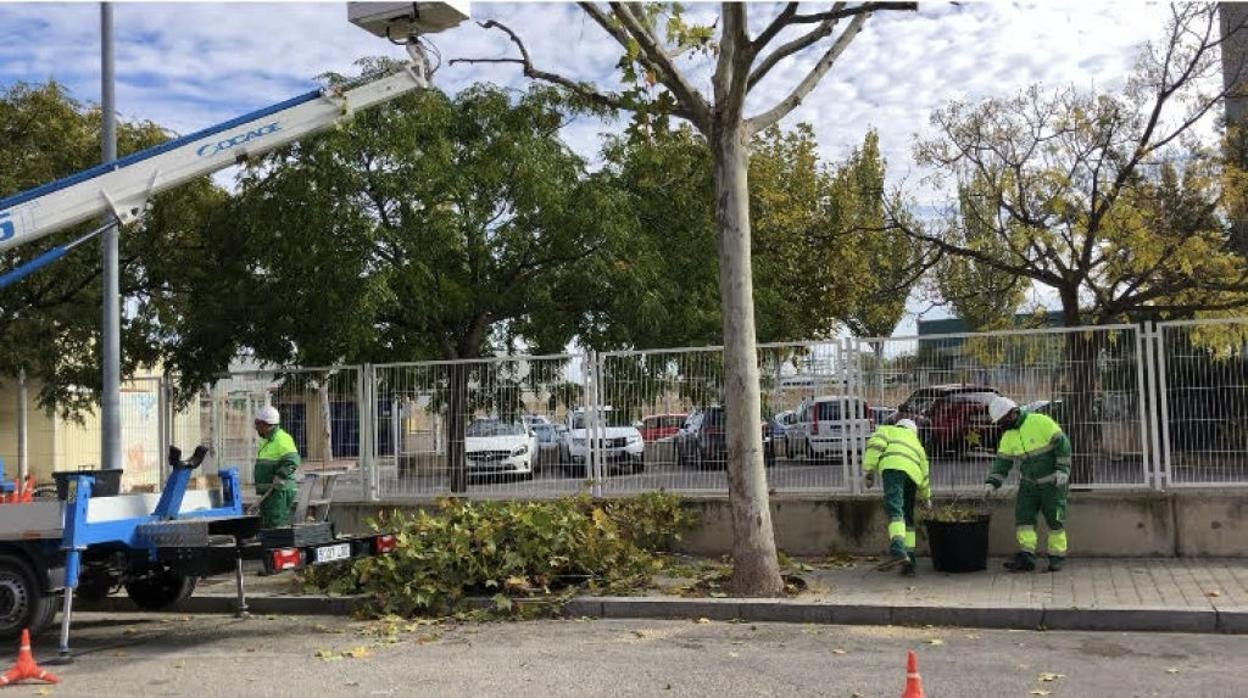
[0,555,56,640]
[124,566,196,612]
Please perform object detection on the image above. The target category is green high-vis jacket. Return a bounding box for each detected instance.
[864,424,931,500]
[255,426,300,495]
[986,410,1071,487]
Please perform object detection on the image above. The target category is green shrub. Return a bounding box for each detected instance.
[306,492,696,618]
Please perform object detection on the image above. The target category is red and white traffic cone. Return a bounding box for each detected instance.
[901,649,925,698]
[0,629,59,686]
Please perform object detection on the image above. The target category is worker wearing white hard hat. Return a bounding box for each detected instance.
[253,405,300,528]
[862,417,930,576]
[983,395,1072,573]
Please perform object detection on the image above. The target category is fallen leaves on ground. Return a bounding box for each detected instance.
[344,646,371,659]
[831,648,847,655]
[315,649,344,662]
[1166,668,1180,674]
[694,618,711,624]
[924,639,944,646]
[1037,672,1065,682]
[1030,690,1051,696]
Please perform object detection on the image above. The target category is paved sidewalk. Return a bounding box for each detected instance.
[80,557,1248,633]
[785,557,1248,611]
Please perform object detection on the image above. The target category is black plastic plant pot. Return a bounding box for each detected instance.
[925,513,991,573]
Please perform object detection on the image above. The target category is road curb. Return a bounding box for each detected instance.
[77,594,1242,634]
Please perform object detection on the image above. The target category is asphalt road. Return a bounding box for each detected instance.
[35,613,1247,697]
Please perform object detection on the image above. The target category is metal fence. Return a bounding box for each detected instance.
[18,318,1247,497]
[1155,318,1248,488]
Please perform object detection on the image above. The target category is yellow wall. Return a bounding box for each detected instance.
[0,377,60,484]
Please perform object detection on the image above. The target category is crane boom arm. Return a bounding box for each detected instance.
[0,64,427,255]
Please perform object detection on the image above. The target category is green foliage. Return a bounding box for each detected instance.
[306,492,697,617]
[595,124,913,350]
[0,81,229,413]
[229,73,626,364]
[917,7,1248,327]
[835,130,928,338]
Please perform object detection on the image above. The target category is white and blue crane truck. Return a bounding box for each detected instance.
[0,2,469,656]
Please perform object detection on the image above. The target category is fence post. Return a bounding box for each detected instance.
[848,338,864,496]
[1154,325,1174,489]
[211,380,225,479]
[1139,323,1163,490]
[157,374,169,489]
[359,364,376,501]
[16,368,27,489]
[583,351,601,497]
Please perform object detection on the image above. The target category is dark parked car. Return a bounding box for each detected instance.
[893,384,1002,455]
[676,407,776,469]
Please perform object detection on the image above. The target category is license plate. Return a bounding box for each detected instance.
[313,542,351,564]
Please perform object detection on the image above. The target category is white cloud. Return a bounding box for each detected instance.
[0,1,1172,177]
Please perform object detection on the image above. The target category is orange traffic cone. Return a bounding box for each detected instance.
[901,649,925,698]
[0,629,59,686]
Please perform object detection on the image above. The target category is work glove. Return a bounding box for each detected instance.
[1054,471,1069,489]
[863,471,876,489]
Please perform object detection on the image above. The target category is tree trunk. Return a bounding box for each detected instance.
[1222,2,1248,254]
[446,362,468,494]
[1059,292,1098,485]
[712,121,784,597]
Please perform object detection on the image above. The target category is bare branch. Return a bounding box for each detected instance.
[749,2,800,53]
[748,6,844,92]
[449,20,691,119]
[789,1,917,24]
[745,12,871,133]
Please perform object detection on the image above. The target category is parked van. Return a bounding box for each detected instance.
[785,395,873,461]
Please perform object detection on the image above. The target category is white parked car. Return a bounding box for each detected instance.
[564,407,645,475]
[786,395,873,462]
[464,418,538,481]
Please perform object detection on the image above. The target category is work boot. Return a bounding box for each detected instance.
[876,549,910,571]
[1003,551,1037,573]
[901,553,916,577]
[1046,555,1066,573]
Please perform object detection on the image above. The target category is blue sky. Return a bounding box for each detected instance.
[0,1,1176,331]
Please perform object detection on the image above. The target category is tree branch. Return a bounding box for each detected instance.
[450,20,690,119]
[743,3,843,90]
[745,12,871,134]
[715,2,752,119]
[789,1,917,24]
[750,2,800,53]
[604,2,713,130]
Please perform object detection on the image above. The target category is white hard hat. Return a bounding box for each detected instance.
[987,396,1018,424]
[896,418,918,432]
[254,405,281,425]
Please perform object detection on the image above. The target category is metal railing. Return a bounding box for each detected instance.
[17,317,1248,497]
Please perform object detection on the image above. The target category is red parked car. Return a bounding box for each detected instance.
[638,413,686,443]
[893,384,1003,455]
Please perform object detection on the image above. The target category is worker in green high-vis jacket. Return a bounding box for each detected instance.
[252,406,300,529]
[862,418,931,577]
[983,396,1072,573]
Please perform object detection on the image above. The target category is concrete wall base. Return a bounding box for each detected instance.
[330,489,1245,558]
